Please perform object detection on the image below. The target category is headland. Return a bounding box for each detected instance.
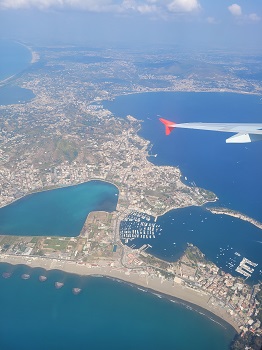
[1,210,262,335]
[207,207,262,230]
[1,44,262,348]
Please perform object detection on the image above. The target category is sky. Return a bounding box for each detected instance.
[0,0,262,50]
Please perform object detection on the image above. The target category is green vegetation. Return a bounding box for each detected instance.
[30,237,40,243]
[43,238,70,251]
[0,236,18,246]
[185,246,206,264]
[198,188,217,201]
[56,138,78,162]
[140,254,170,270]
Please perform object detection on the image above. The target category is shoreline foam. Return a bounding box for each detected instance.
[0,255,240,333]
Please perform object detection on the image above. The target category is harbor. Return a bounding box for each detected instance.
[120,211,162,243]
[235,258,258,280]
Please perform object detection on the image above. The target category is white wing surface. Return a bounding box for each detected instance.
[159,118,262,143]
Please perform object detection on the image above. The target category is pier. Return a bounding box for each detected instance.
[119,211,162,242]
[235,257,258,279]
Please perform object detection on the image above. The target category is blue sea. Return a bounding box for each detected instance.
[104,92,262,221]
[120,206,262,281]
[104,92,262,282]
[0,39,35,105]
[0,39,32,82]
[0,84,35,105]
[1,40,260,349]
[0,264,235,350]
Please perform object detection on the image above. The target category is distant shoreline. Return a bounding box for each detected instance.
[0,40,39,86]
[0,255,240,333]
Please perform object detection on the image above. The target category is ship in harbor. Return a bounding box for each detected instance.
[120,211,162,242]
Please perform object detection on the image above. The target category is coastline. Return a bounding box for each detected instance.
[14,40,40,64]
[207,207,262,230]
[0,178,119,210]
[0,46,260,344]
[0,254,240,333]
[0,41,39,86]
[114,88,262,99]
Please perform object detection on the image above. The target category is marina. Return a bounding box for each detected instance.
[120,211,162,243]
[235,258,258,279]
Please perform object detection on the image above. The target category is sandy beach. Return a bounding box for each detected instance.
[0,254,240,333]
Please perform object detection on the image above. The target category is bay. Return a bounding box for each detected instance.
[104,92,262,221]
[104,92,262,282]
[0,48,252,349]
[0,39,35,105]
[120,206,262,282]
[0,263,235,350]
[0,181,118,236]
[0,84,35,105]
[0,39,32,82]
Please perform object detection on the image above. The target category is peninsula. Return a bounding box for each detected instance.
[1,44,262,349]
[207,207,262,231]
[0,211,261,337]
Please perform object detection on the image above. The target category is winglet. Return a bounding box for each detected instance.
[159,118,176,136]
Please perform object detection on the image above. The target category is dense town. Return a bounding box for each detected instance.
[0,210,261,345]
[0,46,262,349]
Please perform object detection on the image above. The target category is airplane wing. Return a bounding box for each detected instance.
[159,118,262,143]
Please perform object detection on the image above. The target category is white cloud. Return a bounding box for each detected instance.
[227,4,261,24]
[0,0,201,15]
[137,4,157,14]
[167,0,200,13]
[248,13,261,22]
[0,0,120,11]
[228,4,242,17]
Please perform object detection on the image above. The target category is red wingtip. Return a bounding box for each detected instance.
[159,118,176,136]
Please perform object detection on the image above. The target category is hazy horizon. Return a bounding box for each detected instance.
[0,0,262,52]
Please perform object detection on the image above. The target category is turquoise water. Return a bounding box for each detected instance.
[0,181,118,236]
[0,41,242,349]
[0,181,235,349]
[0,264,235,350]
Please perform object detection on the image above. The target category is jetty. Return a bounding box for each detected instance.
[207,207,262,230]
[235,257,258,279]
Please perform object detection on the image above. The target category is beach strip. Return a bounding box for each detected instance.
[0,254,240,333]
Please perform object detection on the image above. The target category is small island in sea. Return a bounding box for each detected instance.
[0,42,262,349]
[1,210,262,341]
